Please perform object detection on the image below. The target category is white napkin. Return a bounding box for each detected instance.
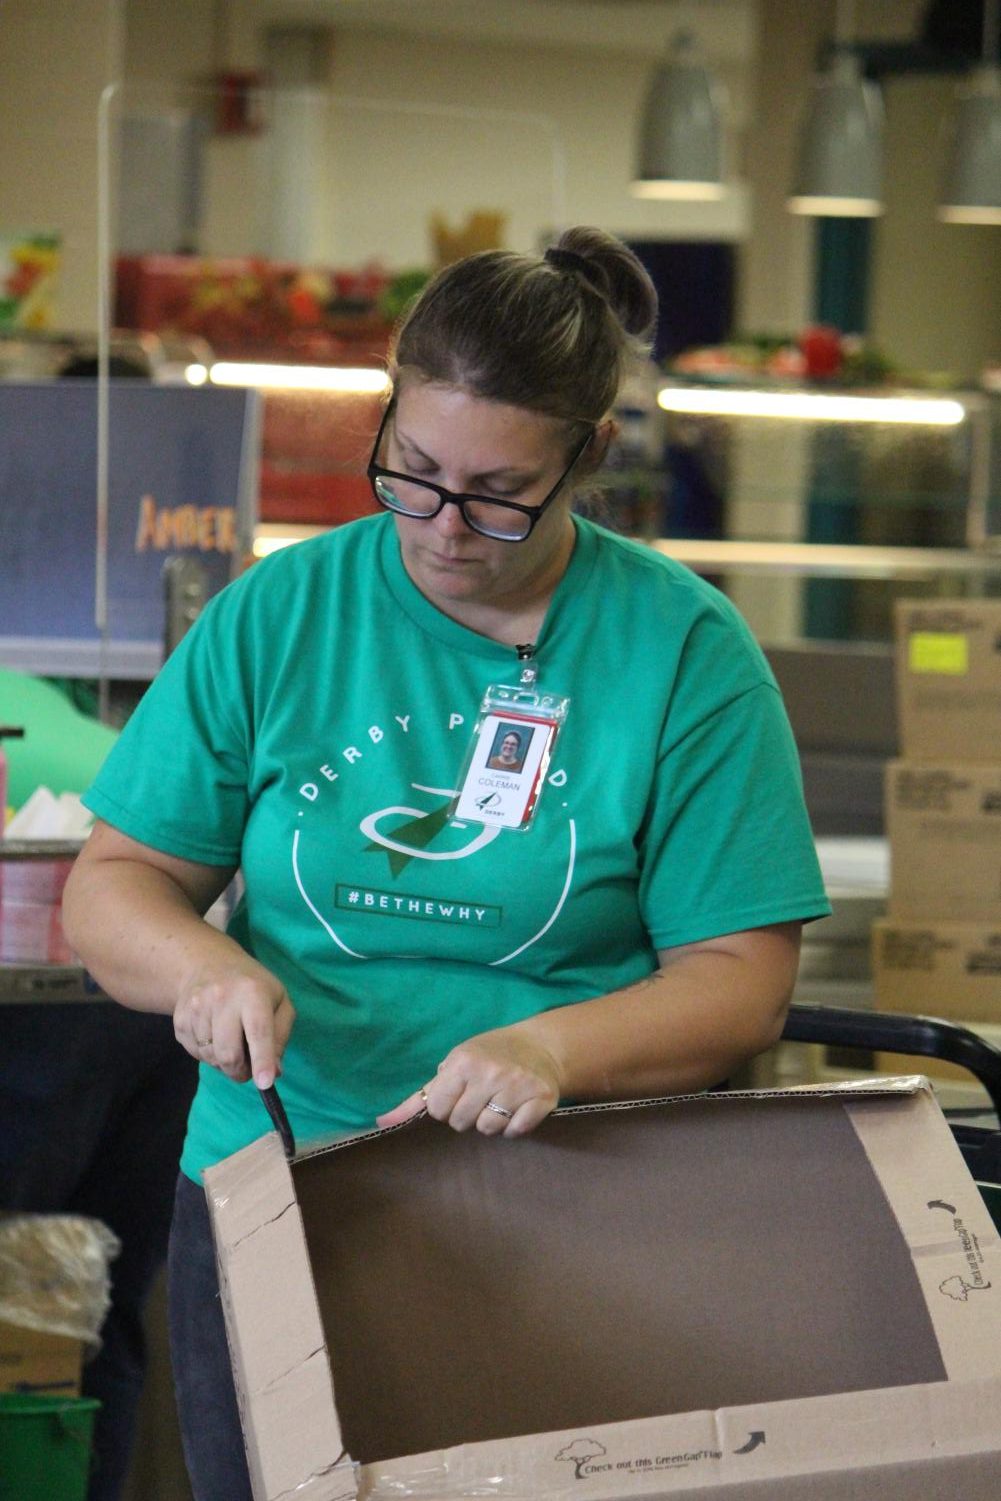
[5,786,94,840]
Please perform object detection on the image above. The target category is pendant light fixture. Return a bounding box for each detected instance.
[788,0,883,217]
[939,0,1001,224]
[631,30,726,201]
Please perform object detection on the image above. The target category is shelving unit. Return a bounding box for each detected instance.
[0,962,102,1004]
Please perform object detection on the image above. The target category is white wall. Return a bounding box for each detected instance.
[0,0,125,330]
[122,0,216,83]
[870,74,1001,381]
[124,10,755,268]
[737,0,822,335]
[737,0,931,338]
[4,0,999,368]
[319,27,752,265]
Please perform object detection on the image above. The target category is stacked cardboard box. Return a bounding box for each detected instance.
[874,600,1001,1025]
[0,1214,118,1396]
[0,1321,82,1396]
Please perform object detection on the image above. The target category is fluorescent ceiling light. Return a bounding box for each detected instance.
[787,193,881,217]
[938,202,1001,224]
[631,180,726,201]
[187,362,391,393]
[657,386,966,426]
[254,523,327,557]
[254,534,301,557]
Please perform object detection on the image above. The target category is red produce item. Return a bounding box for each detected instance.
[798,324,843,379]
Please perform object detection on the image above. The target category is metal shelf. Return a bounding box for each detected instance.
[253,525,1001,583]
[0,962,105,1005]
[650,539,1001,580]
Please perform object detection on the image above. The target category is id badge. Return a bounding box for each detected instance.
[454,677,570,831]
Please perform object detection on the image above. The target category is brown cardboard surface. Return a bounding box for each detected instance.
[894,599,1001,763]
[206,1132,349,1501]
[844,1088,999,1375]
[358,1380,1001,1501]
[298,1096,947,1460]
[872,917,1001,1021]
[0,1320,82,1394]
[205,1085,1001,1501]
[885,759,1001,922]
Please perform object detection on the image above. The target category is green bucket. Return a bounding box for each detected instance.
[0,1392,99,1501]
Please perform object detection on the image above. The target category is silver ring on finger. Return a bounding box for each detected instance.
[484,1101,513,1119]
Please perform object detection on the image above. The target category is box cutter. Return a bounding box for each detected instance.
[258,1083,296,1162]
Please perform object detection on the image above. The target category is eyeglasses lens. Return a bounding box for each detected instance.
[372,474,438,517]
[372,475,532,542]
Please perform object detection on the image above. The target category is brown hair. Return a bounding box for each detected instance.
[388,226,658,430]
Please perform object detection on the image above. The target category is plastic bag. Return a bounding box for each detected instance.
[0,1213,121,1347]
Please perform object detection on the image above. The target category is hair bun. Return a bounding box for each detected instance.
[549,227,657,343]
[544,246,594,281]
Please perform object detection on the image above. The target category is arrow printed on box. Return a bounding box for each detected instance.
[927,1199,957,1214]
[734,1432,766,1455]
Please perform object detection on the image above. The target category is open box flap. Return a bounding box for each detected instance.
[205,1132,353,1501]
[356,1373,1001,1501]
[295,1075,934,1168]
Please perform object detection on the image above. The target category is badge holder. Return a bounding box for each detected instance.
[453,657,569,831]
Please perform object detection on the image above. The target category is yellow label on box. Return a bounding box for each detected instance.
[909,632,969,675]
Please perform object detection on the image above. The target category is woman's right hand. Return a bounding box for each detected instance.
[63,822,297,1089]
[173,964,296,1088]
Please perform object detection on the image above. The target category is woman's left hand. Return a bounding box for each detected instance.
[375,1026,563,1138]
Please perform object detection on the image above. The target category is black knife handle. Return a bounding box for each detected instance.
[259,1084,296,1161]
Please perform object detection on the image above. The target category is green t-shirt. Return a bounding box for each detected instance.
[83,514,830,1179]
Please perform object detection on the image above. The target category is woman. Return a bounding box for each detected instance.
[63,226,829,1499]
[486,728,525,771]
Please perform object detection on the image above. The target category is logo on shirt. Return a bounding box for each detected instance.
[291,708,576,961]
[358,786,502,874]
[335,885,502,926]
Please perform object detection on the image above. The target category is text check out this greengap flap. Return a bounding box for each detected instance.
[204,1079,1001,1501]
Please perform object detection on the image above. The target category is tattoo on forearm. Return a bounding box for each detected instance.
[624,971,662,995]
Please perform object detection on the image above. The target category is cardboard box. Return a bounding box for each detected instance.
[872,917,1001,1022]
[205,1082,1001,1501]
[894,599,1001,763]
[0,1321,82,1395]
[885,760,1001,922]
[876,1048,996,1088]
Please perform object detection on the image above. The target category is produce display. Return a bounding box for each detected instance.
[114,253,430,360]
[0,233,61,330]
[671,324,898,384]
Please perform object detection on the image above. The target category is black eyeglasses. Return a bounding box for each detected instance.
[366,398,595,543]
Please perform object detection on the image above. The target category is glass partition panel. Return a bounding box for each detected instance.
[652,379,1001,647]
[90,78,568,711]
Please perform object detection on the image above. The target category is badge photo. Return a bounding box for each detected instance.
[454,712,558,830]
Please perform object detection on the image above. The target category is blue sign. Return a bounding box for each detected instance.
[0,381,259,677]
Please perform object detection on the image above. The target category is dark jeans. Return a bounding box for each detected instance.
[168,1171,254,1500]
[0,1002,198,1501]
